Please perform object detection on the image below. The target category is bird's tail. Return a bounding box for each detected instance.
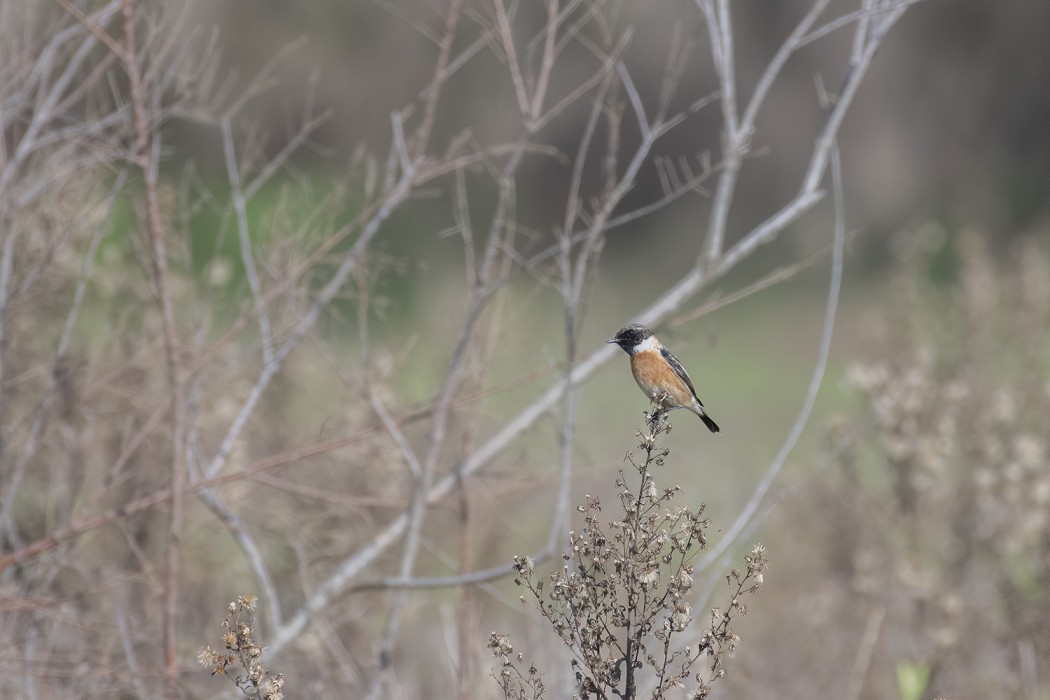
[698,410,720,433]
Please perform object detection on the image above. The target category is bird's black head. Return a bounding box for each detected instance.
[607,323,654,354]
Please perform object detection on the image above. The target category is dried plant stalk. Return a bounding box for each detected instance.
[493,410,767,699]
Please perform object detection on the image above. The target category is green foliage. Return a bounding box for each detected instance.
[896,661,930,700]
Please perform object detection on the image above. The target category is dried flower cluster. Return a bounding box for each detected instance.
[492,411,768,699]
[845,230,1050,558]
[488,633,547,700]
[198,594,285,700]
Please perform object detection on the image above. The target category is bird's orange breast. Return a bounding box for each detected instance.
[630,350,694,408]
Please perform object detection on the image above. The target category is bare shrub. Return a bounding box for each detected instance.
[491,411,767,699]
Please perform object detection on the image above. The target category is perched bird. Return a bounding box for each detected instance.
[607,323,720,433]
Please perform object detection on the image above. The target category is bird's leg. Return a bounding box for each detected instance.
[647,391,672,431]
[655,390,673,414]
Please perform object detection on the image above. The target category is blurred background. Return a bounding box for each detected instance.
[0,0,1047,698]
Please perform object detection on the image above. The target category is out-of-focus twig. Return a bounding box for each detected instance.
[845,606,885,700]
[0,176,123,534]
[118,0,189,682]
[222,116,274,364]
[0,429,392,573]
[695,142,846,607]
[697,0,739,262]
[669,229,860,328]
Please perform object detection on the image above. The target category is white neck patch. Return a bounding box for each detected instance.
[632,335,660,354]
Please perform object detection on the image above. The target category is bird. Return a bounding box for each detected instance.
[607,323,720,433]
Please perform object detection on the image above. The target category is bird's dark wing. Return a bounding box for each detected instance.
[660,346,704,406]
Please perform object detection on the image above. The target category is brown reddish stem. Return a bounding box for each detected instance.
[120,0,187,687]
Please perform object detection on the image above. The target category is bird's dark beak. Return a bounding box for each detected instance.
[606,337,618,344]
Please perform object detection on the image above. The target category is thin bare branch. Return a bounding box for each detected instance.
[493,0,531,119]
[370,390,424,480]
[740,0,834,140]
[0,220,15,477]
[800,1,915,195]
[0,176,122,532]
[617,62,649,137]
[198,487,284,629]
[670,229,857,328]
[845,606,885,700]
[202,158,417,481]
[50,0,125,63]
[411,0,464,159]
[0,430,387,573]
[222,116,274,364]
[118,0,188,681]
[695,142,846,605]
[528,0,561,122]
[703,0,832,265]
[0,1,122,198]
